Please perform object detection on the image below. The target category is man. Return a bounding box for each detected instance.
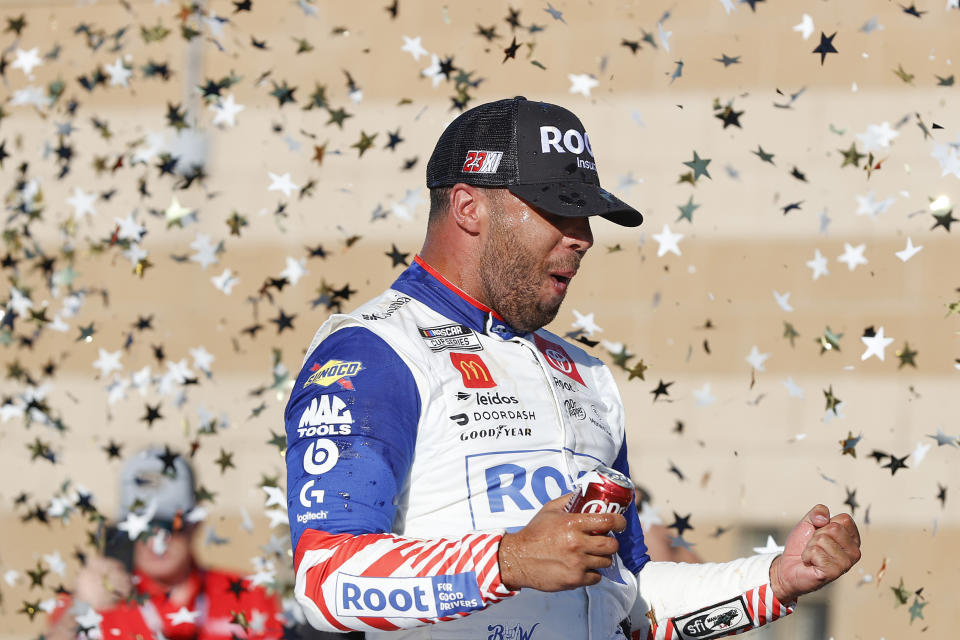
[48,447,284,640]
[284,96,860,639]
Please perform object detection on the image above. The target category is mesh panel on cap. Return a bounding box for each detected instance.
[426,97,521,188]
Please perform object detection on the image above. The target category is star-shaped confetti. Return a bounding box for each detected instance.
[895,237,922,262]
[901,3,927,18]
[270,309,296,333]
[837,243,868,271]
[351,131,377,157]
[895,342,917,368]
[667,512,693,536]
[627,359,648,381]
[683,151,712,181]
[215,448,236,474]
[676,196,700,223]
[840,432,862,457]
[651,379,674,402]
[927,428,956,447]
[860,326,894,361]
[891,578,910,606]
[812,32,838,65]
[745,346,770,371]
[883,453,909,476]
[568,73,598,97]
[823,385,842,415]
[931,208,957,232]
[806,249,829,280]
[714,53,741,67]
[816,327,843,353]
[652,224,683,257]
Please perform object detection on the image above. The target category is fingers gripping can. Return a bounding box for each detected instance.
[564,464,635,515]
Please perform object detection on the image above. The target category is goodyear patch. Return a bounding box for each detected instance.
[303,359,363,390]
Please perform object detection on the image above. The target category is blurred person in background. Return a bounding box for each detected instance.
[47,447,285,640]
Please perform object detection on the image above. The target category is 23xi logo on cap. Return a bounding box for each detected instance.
[462,150,503,174]
[449,353,496,388]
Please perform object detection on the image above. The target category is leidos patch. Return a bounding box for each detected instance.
[672,596,753,640]
[303,360,363,390]
[462,150,504,174]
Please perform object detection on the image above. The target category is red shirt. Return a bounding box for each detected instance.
[52,566,283,640]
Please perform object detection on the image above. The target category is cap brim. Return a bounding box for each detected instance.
[507,183,643,227]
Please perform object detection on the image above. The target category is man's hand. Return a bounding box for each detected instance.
[498,494,626,592]
[769,504,861,603]
[74,555,132,610]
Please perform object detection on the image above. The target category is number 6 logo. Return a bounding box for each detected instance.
[303,439,339,475]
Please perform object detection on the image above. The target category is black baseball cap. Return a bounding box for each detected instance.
[426,96,643,227]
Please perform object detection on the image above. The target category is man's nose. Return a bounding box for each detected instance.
[565,216,593,253]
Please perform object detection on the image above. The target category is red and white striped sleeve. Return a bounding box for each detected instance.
[293,529,518,633]
[628,554,796,640]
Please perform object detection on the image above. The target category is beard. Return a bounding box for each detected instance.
[478,213,576,334]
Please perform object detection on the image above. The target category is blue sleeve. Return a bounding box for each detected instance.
[611,436,650,574]
[284,325,420,552]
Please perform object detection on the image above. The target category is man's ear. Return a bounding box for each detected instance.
[449,183,485,235]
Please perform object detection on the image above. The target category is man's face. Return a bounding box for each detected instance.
[133,527,194,583]
[478,190,593,333]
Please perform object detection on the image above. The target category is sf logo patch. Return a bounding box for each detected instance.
[449,353,496,389]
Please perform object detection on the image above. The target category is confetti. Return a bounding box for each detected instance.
[1,3,954,637]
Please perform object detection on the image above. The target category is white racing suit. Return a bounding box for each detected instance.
[284,257,794,639]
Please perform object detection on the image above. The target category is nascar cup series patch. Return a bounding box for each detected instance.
[418,323,482,352]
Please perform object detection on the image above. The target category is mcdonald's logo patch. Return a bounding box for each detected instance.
[449,353,496,389]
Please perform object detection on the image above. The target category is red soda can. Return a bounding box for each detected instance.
[564,464,635,516]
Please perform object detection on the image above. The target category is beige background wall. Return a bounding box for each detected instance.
[1,0,958,638]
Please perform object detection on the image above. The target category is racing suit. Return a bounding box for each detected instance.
[285,256,794,639]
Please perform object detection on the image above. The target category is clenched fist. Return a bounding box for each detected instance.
[498,494,626,592]
[770,504,861,603]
